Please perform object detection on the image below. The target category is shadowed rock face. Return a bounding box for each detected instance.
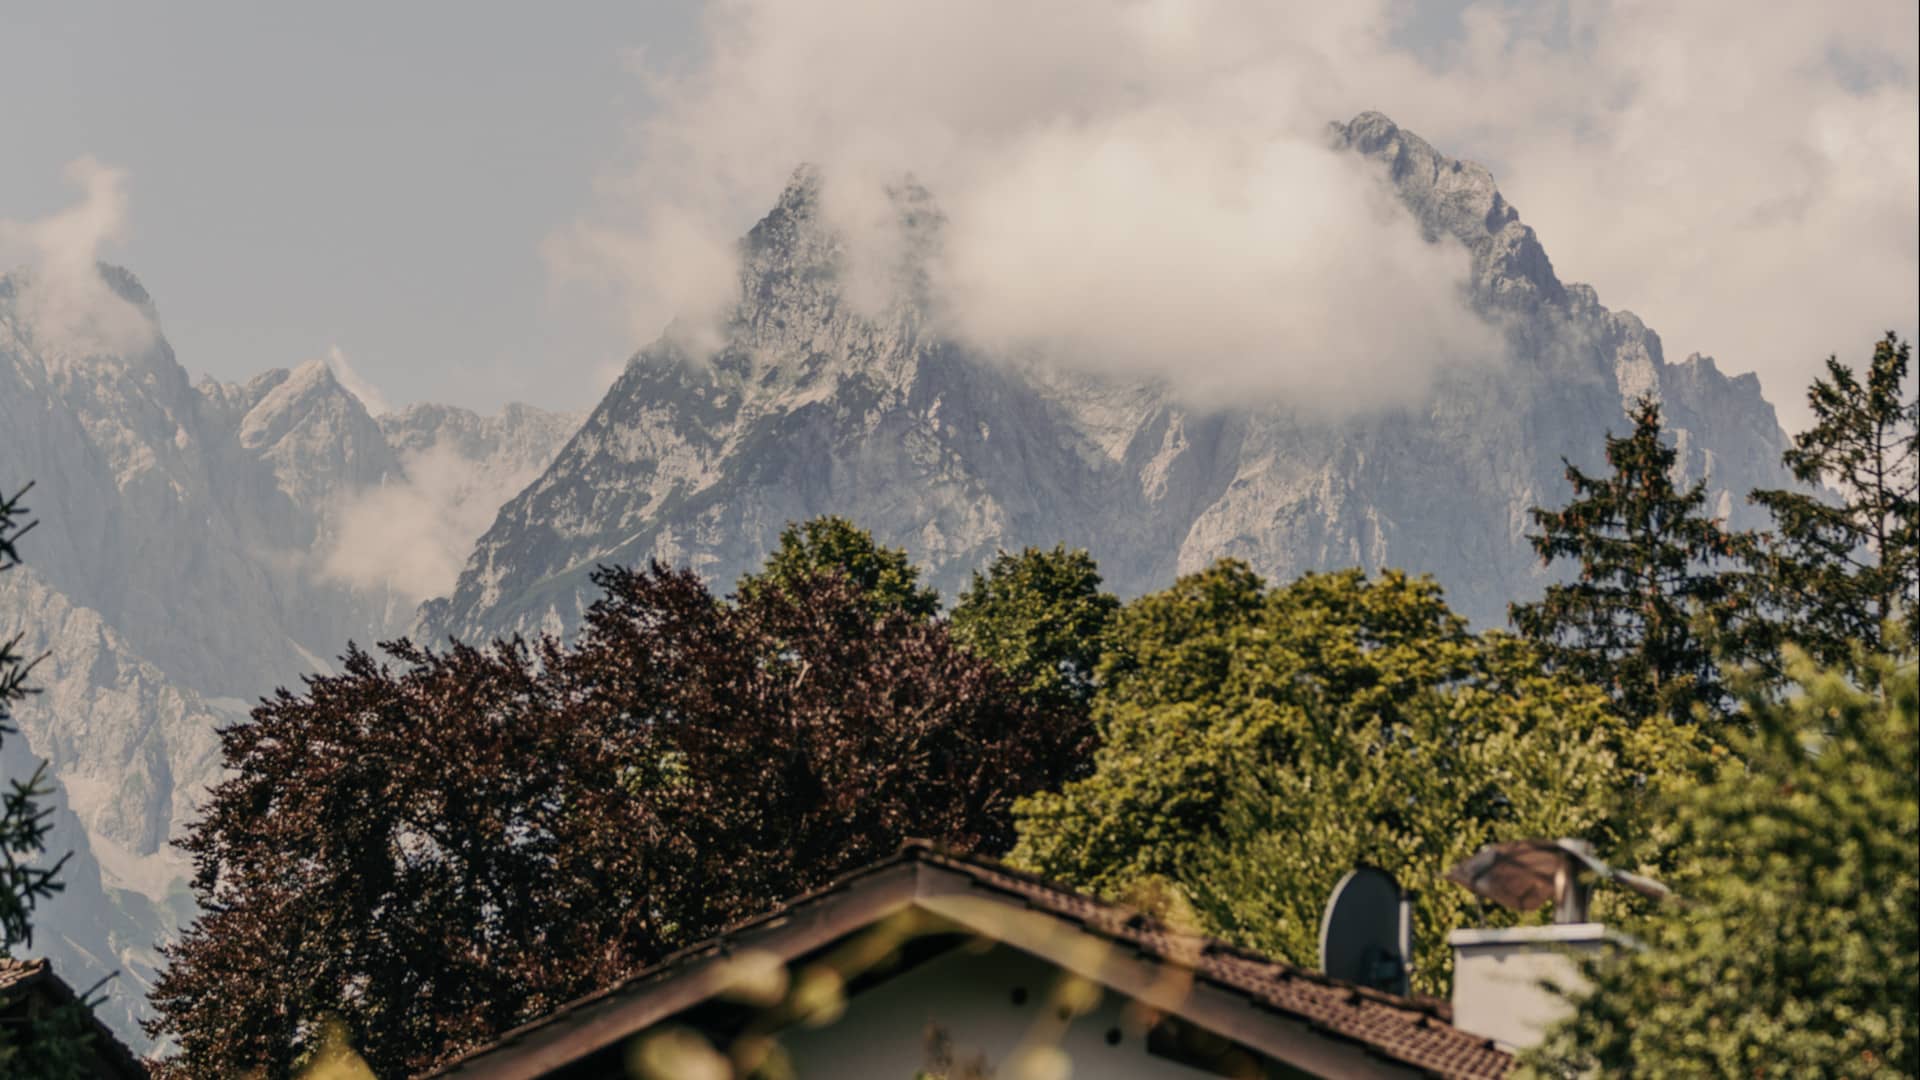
[427,111,1788,646]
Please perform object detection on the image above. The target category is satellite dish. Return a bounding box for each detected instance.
[1319,866,1412,996]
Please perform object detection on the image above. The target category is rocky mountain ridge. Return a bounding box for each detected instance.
[425,111,1788,648]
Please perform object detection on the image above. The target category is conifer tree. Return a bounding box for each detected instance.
[0,483,105,1078]
[1509,397,1754,726]
[1749,333,1917,671]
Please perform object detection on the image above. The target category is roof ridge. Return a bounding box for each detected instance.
[436,842,1506,1078]
[903,842,1456,1021]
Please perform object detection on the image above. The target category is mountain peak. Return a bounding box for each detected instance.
[1333,110,1563,312]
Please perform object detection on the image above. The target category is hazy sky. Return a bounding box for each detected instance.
[4,1,1914,427]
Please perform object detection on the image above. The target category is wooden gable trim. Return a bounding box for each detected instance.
[442,859,1430,1079]
[440,860,921,1079]
[912,864,1418,1079]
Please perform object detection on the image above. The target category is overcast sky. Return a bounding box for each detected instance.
[3,1,1914,428]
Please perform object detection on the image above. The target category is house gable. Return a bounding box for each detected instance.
[435,845,1510,1079]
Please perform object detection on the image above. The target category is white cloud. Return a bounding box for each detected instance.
[0,158,158,359]
[559,0,1917,426]
[549,0,1497,412]
[323,441,543,605]
[324,345,392,417]
[1389,2,1919,429]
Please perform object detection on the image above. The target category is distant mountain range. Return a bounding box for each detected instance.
[0,274,577,1044]
[0,111,1789,1050]
[426,112,1787,645]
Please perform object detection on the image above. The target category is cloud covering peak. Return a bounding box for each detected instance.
[0,158,157,359]
[551,0,1917,426]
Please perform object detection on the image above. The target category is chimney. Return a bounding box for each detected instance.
[1443,839,1662,1050]
[1447,922,1630,1049]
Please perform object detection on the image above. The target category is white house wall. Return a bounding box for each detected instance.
[773,944,1229,1079]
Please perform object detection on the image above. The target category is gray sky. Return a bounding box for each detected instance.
[2,1,702,411]
[4,1,1914,426]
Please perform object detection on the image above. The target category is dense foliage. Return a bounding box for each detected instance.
[735,515,941,620]
[1509,396,1759,727]
[1750,332,1917,670]
[149,555,1088,1077]
[949,544,1119,714]
[1533,649,1919,1076]
[1012,564,1701,991]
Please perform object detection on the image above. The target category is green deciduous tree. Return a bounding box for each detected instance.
[949,545,1119,714]
[1013,563,1699,992]
[1750,332,1917,671]
[1510,396,1756,727]
[736,516,940,619]
[1532,647,1919,1077]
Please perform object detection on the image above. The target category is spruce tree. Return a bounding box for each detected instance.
[0,485,63,957]
[1749,332,1917,671]
[1510,397,1753,726]
[0,483,105,1078]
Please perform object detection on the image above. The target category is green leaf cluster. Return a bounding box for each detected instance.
[736,516,940,620]
[949,545,1119,713]
[1012,563,1701,992]
[1531,648,1919,1076]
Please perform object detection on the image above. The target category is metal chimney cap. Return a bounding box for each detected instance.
[1446,838,1671,914]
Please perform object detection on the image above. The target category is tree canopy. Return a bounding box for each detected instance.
[949,544,1119,715]
[150,555,1088,1077]
[735,515,941,619]
[1534,647,1919,1076]
[1012,563,1700,991]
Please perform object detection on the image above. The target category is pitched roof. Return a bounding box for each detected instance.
[0,956,149,1078]
[437,842,1512,1079]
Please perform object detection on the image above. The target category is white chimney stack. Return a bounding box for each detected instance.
[1447,922,1630,1049]
[1442,838,1664,1050]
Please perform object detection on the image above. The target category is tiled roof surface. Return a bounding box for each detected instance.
[907,843,1513,1080]
[0,955,50,992]
[0,955,150,1078]
[440,842,1513,1079]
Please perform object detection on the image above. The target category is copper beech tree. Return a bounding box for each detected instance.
[148,561,1090,1078]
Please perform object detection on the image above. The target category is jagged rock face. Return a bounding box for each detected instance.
[0,277,578,1048]
[428,112,1790,645]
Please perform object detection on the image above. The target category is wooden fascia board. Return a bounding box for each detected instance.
[444,859,1428,1080]
[442,861,922,1079]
